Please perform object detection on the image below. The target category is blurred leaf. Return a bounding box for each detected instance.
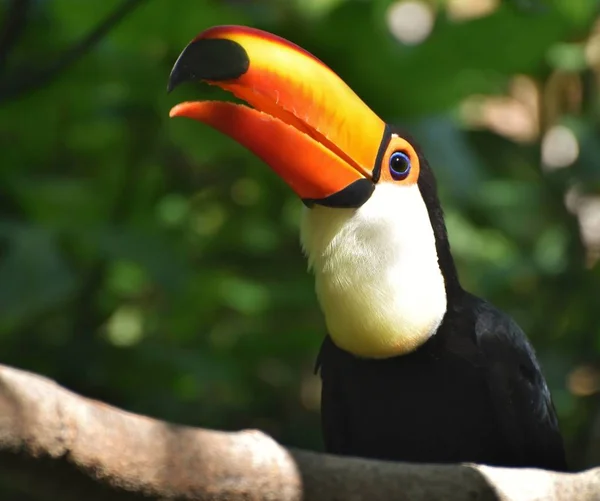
[84,225,190,293]
[0,223,76,324]
[219,275,271,315]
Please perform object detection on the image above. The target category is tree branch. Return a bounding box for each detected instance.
[0,0,148,104]
[0,364,598,500]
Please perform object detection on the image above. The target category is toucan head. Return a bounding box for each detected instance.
[168,26,458,359]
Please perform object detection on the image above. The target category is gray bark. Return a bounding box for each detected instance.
[0,364,597,501]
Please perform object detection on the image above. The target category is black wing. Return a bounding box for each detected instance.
[472,296,568,471]
[315,336,353,455]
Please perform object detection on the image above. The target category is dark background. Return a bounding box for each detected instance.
[1,0,599,497]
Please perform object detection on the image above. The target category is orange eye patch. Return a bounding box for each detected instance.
[378,135,420,185]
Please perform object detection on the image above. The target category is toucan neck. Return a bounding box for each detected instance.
[300,183,449,359]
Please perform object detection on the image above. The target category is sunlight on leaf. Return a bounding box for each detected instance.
[106,305,145,347]
[107,260,148,297]
[547,42,587,71]
[219,276,271,315]
[387,1,435,45]
[293,0,346,17]
[156,193,190,227]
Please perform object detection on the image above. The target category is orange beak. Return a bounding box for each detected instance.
[168,25,388,207]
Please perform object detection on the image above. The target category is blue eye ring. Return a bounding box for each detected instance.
[389,151,411,180]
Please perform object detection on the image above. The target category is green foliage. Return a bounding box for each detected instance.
[1,2,599,492]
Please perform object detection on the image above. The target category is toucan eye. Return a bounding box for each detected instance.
[389,151,411,180]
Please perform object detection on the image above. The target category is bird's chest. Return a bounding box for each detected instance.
[322,342,504,463]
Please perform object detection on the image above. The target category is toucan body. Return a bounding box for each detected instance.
[168,25,567,471]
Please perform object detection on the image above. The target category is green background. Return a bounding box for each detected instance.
[1,0,599,496]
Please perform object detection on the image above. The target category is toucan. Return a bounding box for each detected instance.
[167,25,567,471]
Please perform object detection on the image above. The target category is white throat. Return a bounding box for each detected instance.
[300,183,447,358]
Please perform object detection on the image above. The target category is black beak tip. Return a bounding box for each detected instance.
[167,38,250,94]
[166,74,177,94]
[167,62,185,93]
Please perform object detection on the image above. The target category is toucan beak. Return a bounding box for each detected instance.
[168,25,387,208]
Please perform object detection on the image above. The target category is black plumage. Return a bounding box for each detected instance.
[316,146,567,471]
